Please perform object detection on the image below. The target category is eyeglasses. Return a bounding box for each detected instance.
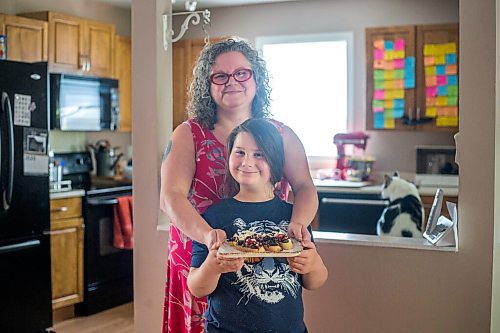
[210,68,253,85]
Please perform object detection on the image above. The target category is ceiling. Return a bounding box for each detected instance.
[96,0,298,11]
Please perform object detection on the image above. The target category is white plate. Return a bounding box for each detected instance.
[218,238,303,258]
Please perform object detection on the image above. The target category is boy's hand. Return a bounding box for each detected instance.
[206,242,244,274]
[287,239,319,274]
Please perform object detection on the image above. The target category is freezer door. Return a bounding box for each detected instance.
[0,60,50,240]
[0,235,52,332]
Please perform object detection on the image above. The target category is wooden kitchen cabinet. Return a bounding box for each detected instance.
[20,11,115,78]
[366,23,459,132]
[114,35,131,132]
[0,13,47,62]
[50,197,84,310]
[172,38,223,129]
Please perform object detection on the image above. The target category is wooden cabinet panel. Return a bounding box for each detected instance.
[21,11,115,77]
[0,14,47,62]
[172,38,223,129]
[50,197,84,310]
[114,35,131,132]
[366,23,459,132]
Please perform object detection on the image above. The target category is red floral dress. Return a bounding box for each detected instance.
[162,119,289,333]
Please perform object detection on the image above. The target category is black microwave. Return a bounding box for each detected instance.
[50,74,119,131]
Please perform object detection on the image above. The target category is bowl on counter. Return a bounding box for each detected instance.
[345,156,375,182]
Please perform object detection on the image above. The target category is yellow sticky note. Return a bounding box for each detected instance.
[435,55,446,65]
[385,90,394,99]
[394,50,405,59]
[445,43,457,53]
[384,70,395,80]
[384,118,395,129]
[435,45,446,56]
[423,44,434,56]
[436,116,458,127]
[385,80,395,89]
[426,107,437,117]
[436,96,448,106]
[394,89,404,99]
[384,100,394,108]
[384,50,395,61]
[374,40,385,50]
[425,66,436,76]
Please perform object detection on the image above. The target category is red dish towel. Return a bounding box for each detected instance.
[113,195,134,249]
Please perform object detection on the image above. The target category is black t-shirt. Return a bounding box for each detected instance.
[191,196,309,333]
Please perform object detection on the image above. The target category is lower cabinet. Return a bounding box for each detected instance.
[317,192,388,235]
[50,197,84,310]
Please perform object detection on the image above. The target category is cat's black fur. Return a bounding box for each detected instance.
[376,172,424,238]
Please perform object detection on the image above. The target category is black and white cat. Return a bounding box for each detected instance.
[376,172,424,238]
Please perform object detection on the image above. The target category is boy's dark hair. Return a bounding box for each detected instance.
[224,119,284,197]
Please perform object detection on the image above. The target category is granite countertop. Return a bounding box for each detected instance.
[313,179,458,197]
[50,189,86,199]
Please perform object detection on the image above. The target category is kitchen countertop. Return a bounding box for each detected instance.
[313,179,458,197]
[50,189,85,199]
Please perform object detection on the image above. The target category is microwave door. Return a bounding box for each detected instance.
[59,77,101,131]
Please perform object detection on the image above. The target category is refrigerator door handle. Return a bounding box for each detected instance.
[0,239,41,254]
[1,92,14,211]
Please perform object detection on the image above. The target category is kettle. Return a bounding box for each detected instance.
[88,140,123,177]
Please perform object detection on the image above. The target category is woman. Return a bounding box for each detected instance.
[160,37,318,333]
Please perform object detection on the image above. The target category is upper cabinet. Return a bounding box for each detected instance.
[366,23,459,132]
[20,11,115,78]
[172,38,222,129]
[0,13,48,62]
[114,35,131,132]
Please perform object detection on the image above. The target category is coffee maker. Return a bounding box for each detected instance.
[333,132,371,181]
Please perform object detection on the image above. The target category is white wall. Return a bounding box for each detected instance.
[175,0,458,173]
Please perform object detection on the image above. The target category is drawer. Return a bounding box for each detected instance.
[50,197,82,220]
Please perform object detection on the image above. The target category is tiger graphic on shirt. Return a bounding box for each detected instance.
[230,218,301,305]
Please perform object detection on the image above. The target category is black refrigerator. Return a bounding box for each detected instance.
[0,60,52,332]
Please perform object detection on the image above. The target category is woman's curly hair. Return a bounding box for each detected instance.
[186,37,272,129]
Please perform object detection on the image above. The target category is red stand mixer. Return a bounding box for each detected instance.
[333,132,372,181]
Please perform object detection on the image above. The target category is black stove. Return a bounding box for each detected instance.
[53,152,133,315]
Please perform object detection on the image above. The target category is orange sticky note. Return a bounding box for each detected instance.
[425,76,437,87]
[374,40,385,50]
[424,56,435,66]
[426,96,436,107]
[446,64,458,75]
[383,100,394,108]
[374,60,385,69]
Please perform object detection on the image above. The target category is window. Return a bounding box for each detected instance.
[256,32,353,159]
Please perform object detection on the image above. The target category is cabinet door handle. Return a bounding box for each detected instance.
[47,227,77,235]
[408,107,413,121]
[416,107,421,121]
[51,206,68,213]
[79,54,86,70]
[86,56,91,72]
[321,198,389,206]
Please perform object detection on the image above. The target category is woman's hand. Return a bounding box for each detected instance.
[287,221,311,244]
[204,228,227,249]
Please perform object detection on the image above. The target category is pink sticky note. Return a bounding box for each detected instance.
[437,75,447,86]
[426,86,437,97]
[393,59,405,69]
[374,49,384,60]
[373,107,384,113]
[394,39,405,51]
[373,90,385,100]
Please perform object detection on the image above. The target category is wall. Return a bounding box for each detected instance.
[127,0,494,332]
[0,0,132,155]
[491,0,500,331]
[175,0,458,173]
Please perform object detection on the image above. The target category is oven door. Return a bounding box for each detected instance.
[76,190,133,315]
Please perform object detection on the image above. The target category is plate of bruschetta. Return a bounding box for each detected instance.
[218,232,303,258]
